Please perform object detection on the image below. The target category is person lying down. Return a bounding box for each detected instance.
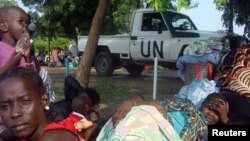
[97,96,207,141]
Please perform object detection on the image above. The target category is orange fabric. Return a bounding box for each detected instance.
[194,64,201,78]
[205,62,213,80]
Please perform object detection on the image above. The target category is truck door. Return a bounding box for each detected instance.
[130,12,171,62]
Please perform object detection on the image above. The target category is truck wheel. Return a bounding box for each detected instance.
[94,52,114,76]
[126,63,144,76]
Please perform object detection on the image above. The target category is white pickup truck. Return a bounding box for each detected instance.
[78,8,224,76]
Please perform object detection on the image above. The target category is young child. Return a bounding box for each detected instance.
[0,6,55,102]
[0,67,80,141]
[47,76,108,140]
[58,94,98,141]
[0,6,33,76]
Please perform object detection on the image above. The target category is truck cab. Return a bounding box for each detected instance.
[129,8,222,66]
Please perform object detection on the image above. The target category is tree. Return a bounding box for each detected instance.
[215,0,234,35]
[76,0,109,87]
[0,0,16,7]
[215,0,250,36]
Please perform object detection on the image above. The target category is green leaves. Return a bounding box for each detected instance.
[177,0,190,12]
[0,0,17,7]
[215,0,227,8]
[146,0,171,11]
[145,0,191,12]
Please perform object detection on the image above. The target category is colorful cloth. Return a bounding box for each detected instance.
[160,98,207,141]
[97,105,182,141]
[216,44,250,100]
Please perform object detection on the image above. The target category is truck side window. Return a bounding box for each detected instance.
[141,13,167,31]
[165,12,197,31]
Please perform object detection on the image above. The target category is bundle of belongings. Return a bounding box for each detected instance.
[177,35,250,100]
[176,37,224,84]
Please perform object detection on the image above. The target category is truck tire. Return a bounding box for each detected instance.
[126,63,144,76]
[94,51,114,76]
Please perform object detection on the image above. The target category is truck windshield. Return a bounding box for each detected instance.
[163,11,197,31]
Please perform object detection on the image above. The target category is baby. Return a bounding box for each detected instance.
[57,94,97,141]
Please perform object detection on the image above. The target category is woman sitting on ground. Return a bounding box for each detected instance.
[0,67,80,141]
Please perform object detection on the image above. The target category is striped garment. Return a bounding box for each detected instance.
[97,105,182,141]
[97,98,207,141]
[216,44,250,100]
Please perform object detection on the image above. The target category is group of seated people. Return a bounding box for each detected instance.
[0,65,250,141]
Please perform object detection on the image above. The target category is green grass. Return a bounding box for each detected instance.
[54,87,65,100]
[55,77,133,105]
[95,77,134,105]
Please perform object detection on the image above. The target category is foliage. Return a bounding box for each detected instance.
[21,0,99,42]
[146,0,171,11]
[176,0,192,12]
[21,0,195,37]
[110,0,141,33]
[0,0,16,7]
[33,36,71,52]
[145,0,196,12]
[111,0,195,33]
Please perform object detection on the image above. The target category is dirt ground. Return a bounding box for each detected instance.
[47,66,185,115]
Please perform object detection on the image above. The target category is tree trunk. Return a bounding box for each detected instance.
[228,0,234,35]
[76,0,109,88]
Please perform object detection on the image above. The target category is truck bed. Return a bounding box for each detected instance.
[78,34,131,55]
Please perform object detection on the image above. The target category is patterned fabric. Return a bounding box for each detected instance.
[160,97,207,141]
[97,105,182,141]
[39,67,56,102]
[97,98,207,141]
[216,44,250,100]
